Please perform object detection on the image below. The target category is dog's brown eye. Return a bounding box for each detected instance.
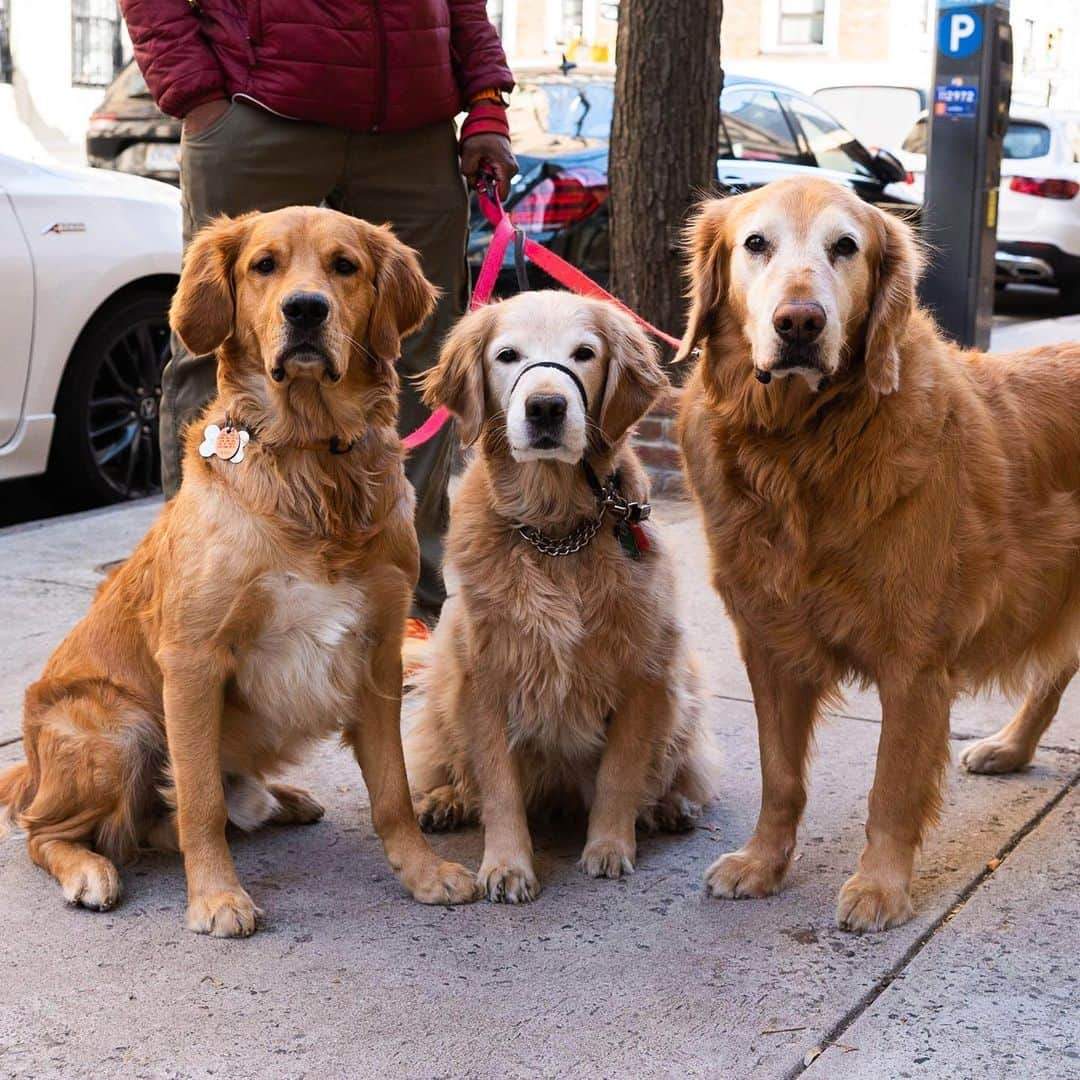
[253,255,276,275]
[495,347,519,364]
[334,257,358,275]
[833,236,858,257]
[572,345,595,362]
[744,234,768,254]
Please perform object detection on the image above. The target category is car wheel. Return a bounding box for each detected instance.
[48,285,173,506]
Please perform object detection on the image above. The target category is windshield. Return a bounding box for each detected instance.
[516,82,615,140]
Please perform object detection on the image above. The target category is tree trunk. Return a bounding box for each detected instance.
[609,1,724,352]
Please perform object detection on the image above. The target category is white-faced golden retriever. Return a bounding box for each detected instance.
[0,206,480,936]
[677,177,1079,932]
[405,291,718,902]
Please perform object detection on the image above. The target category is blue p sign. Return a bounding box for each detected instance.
[939,9,983,58]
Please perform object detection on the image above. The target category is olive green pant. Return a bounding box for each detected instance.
[164,101,468,617]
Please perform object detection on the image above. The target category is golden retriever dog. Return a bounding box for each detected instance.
[677,177,1079,932]
[404,291,717,903]
[0,206,480,936]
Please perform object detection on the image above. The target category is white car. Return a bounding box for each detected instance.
[0,153,180,503]
[896,108,1080,310]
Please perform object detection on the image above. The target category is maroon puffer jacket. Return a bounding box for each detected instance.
[121,0,513,132]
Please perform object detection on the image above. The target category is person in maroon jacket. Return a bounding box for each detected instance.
[120,0,517,624]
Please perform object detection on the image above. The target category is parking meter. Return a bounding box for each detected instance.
[920,0,1012,349]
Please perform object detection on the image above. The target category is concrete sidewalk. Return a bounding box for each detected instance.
[0,493,1076,1080]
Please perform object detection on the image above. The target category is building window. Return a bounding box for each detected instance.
[559,0,584,43]
[72,0,124,87]
[0,0,13,85]
[777,0,825,47]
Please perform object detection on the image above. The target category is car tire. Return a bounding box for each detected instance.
[48,284,173,507]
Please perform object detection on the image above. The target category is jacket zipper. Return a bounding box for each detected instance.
[371,0,387,131]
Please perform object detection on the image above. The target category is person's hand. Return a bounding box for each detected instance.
[183,99,229,137]
[460,133,517,200]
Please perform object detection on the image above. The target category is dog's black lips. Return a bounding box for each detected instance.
[774,344,822,372]
[530,435,560,450]
[275,341,339,380]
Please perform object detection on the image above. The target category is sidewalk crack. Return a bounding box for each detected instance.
[787,764,1080,1078]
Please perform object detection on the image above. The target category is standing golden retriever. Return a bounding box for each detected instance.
[677,177,1079,932]
[0,206,480,936]
[405,292,717,902]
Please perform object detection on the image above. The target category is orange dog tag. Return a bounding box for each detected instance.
[214,427,241,460]
[198,423,250,464]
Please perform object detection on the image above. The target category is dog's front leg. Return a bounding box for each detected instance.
[345,580,478,906]
[706,630,820,900]
[837,667,952,933]
[580,675,669,879]
[459,676,539,903]
[161,651,257,938]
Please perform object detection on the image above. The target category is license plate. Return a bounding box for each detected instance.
[145,143,180,173]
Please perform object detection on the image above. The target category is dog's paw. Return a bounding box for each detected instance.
[478,859,540,903]
[641,792,700,834]
[268,783,325,825]
[406,858,481,906]
[186,888,260,938]
[414,785,468,833]
[60,853,121,912]
[959,737,1032,775]
[704,848,787,899]
[836,873,914,933]
[579,837,635,879]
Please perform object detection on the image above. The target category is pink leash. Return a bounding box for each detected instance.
[401,178,681,450]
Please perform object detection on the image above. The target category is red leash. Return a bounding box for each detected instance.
[401,179,681,450]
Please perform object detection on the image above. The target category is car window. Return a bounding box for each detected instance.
[784,96,875,177]
[813,86,924,151]
[902,116,928,155]
[520,82,614,140]
[720,88,802,164]
[1003,121,1051,159]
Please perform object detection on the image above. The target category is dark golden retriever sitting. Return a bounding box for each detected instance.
[0,207,480,936]
[677,177,1079,932]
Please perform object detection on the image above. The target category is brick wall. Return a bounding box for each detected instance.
[632,388,685,496]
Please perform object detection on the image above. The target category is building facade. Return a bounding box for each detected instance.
[0,0,129,164]
[722,0,1080,112]
[487,0,618,68]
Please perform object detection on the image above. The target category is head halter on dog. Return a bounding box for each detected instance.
[508,361,591,413]
[509,361,651,559]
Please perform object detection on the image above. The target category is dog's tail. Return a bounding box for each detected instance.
[0,762,35,838]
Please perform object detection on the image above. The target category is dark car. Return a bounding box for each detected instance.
[469,72,914,290]
[86,61,182,184]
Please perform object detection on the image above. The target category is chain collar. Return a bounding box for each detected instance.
[514,461,651,558]
[517,510,607,557]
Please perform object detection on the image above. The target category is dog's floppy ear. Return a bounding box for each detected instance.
[170,213,257,355]
[676,198,733,363]
[364,225,439,365]
[420,304,495,446]
[595,302,668,446]
[864,209,923,396]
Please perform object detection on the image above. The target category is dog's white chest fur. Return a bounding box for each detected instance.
[232,571,367,743]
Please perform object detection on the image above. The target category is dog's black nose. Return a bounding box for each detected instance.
[773,300,826,344]
[282,291,330,330]
[525,393,568,427]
